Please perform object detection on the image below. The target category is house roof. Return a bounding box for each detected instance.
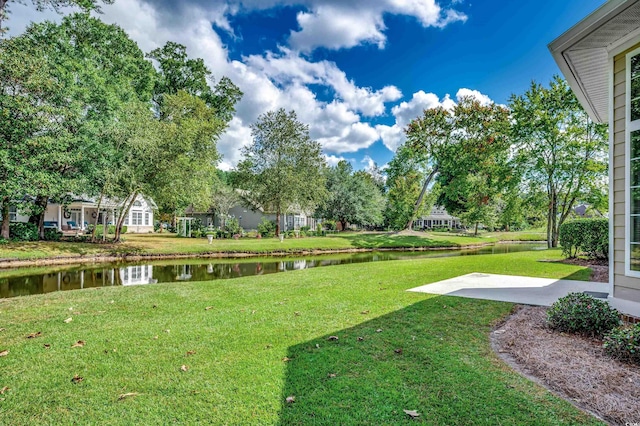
[549,0,640,123]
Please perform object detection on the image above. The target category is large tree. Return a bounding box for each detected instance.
[146,42,242,219]
[0,13,154,239]
[405,96,512,234]
[237,108,326,236]
[317,161,384,230]
[510,77,608,247]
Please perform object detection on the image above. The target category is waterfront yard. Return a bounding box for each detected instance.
[0,250,599,424]
[0,231,545,264]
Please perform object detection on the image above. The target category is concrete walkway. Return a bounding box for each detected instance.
[408,273,609,307]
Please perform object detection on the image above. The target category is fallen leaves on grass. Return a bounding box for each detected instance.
[394,348,403,355]
[26,332,42,339]
[357,337,364,342]
[118,392,139,401]
[0,350,8,357]
[63,317,73,324]
[0,328,5,332]
[71,341,85,348]
[205,306,213,311]
[327,336,339,341]
[361,310,370,315]
[71,375,83,384]
[403,409,420,419]
[180,365,189,372]
[376,329,383,333]
[186,350,196,356]
[43,344,51,349]
[0,386,9,394]
[164,329,170,334]
[285,396,295,404]
[294,311,301,316]
[282,357,291,362]
[327,373,337,378]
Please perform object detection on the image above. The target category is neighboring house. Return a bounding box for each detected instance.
[549,0,640,313]
[187,204,320,231]
[413,206,462,229]
[9,194,155,234]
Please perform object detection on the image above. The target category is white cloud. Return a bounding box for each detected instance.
[456,88,493,105]
[288,0,466,52]
[290,5,386,52]
[361,155,376,170]
[325,154,348,167]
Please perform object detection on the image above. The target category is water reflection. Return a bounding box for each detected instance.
[0,243,545,299]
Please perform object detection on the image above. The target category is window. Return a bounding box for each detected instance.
[133,201,142,207]
[9,206,16,222]
[131,211,143,225]
[627,49,640,274]
[145,212,150,226]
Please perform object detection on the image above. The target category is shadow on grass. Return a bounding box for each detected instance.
[277,297,592,425]
[338,233,458,249]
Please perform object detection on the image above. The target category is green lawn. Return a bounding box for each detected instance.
[0,250,600,424]
[0,232,507,263]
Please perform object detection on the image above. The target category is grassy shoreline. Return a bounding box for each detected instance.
[0,231,546,268]
[0,250,600,424]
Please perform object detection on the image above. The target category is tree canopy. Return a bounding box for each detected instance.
[510,76,608,247]
[237,108,326,235]
[316,161,384,230]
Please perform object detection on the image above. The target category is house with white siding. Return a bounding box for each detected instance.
[413,206,462,230]
[10,194,155,234]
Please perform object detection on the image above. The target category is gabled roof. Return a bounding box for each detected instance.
[549,0,640,123]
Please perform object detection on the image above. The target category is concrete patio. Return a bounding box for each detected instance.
[408,273,640,318]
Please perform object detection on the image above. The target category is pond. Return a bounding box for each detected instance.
[0,243,546,299]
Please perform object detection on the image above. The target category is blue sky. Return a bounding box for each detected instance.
[10,0,606,171]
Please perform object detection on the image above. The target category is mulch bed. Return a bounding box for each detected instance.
[492,306,640,425]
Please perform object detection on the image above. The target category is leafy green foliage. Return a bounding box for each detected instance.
[257,218,276,237]
[237,108,327,235]
[547,293,620,338]
[604,324,640,364]
[403,97,513,234]
[384,144,434,230]
[317,161,384,230]
[559,219,608,259]
[9,222,38,241]
[43,228,62,241]
[510,77,608,247]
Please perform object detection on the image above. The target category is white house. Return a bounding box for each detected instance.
[413,206,462,229]
[10,194,155,234]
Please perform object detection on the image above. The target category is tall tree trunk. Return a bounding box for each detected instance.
[29,195,48,240]
[550,190,559,248]
[474,222,479,236]
[114,193,137,243]
[1,198,9,240]
[405,167,438,231]
[91,193,104,243]
[275,207,281,236]
[340,219,347,232]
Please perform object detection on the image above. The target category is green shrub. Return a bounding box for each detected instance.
[257,218,276,237]
[44,228,62,241]
[603,324,640,364]
[316,223,323,236]
[9,222,39,241]
[559,219,608,259]
[323,220,336,231]
[547,292,621,337]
